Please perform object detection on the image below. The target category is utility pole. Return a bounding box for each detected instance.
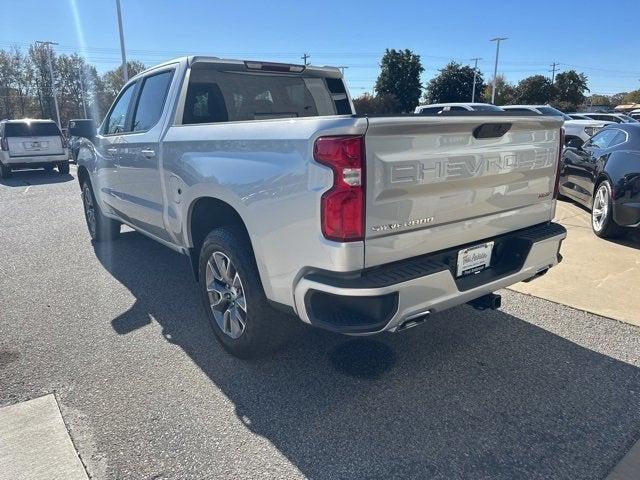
[78,66,88,118]
[301,53,310,66]
[470,57,482,102]
[35,41,61,128]
[550,62,559,84]
[490,37,508,104]
[115,0,128,82]
[337,66,349,75]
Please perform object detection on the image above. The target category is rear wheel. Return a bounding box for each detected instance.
[81,181,120,242]
[591,181,625,238]
[198,226,290,358]
[58,163,70,174]
[0,163,11,179]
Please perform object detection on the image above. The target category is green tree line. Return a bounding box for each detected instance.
[0,42,146,127]
[354,49,640,114]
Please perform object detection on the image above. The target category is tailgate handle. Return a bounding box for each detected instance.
[473,123,512,139]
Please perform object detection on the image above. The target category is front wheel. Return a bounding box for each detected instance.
[198,226,291,358]
[81,181,120,242]
[591,181,625,239]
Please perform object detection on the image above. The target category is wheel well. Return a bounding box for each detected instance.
[188,197,252,281]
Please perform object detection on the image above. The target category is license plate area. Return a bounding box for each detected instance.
[456,241,494,277]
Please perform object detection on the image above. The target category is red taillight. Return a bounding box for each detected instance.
[0,137,7,151]
[553,128,565,199]
[314,135,365,242]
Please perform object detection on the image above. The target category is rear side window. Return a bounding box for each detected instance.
[589,129,618,149]
[182,66,346,124]
[132,70,174,132]
[105,83,136,134]
[417,106,444,114]
[610,131,628,147]
[5,122,60,136]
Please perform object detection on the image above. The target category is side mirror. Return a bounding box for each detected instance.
[69,120,96,138]
[566,138,583,149]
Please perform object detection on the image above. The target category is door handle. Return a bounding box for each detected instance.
[141,148,156,158]
[107,148,117,154]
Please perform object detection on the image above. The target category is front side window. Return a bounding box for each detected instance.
[182,66,344,124]
[105,84,135,135]
[132,70,174,132]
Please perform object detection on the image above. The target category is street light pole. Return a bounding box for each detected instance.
[36,41,61,128]
[115,0,128,82]
[470,57,482,102]
[490,37,508,104]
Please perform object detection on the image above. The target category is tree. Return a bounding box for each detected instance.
[515,75,554,104]
[481,74,516,105]
[553,70,589,111]
[610,92,627,107]
[622,90,640,104]
[374,49,423,113]
[352,93,401,115]
[588,94,612,108]
[101,60,146,104]
[424,62,485,104]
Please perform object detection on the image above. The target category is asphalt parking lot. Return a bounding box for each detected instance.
[1,168,640,479]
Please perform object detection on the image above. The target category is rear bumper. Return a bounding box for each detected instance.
[2,152,69,166]
[294,222,566,334]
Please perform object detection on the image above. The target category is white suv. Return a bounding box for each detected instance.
[0,119,70,178]
[501,105,611,146]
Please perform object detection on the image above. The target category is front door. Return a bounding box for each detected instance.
[116,69,175,241]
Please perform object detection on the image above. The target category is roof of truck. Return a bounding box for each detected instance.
[129,56,342,83]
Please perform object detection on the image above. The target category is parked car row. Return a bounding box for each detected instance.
[414,102,640,239]
[568,112,639,124]
[415,102,611,147]
[0,117,98,178]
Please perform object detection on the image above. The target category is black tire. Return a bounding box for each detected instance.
[198,226,291,358]
[81,180,120,242]
[591,180,625,239]
[0,163,11,179]
[58,163,70,174]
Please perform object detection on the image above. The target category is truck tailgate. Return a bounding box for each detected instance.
[363,114,563,268]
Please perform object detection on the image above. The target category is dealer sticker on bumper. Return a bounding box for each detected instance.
[456,241,494,277]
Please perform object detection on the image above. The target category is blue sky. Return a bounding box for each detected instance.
[1,0,639,96]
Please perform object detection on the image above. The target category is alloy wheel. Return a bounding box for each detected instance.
[592,184,608,232]
[83,185,97,237]
[205,251,247,339]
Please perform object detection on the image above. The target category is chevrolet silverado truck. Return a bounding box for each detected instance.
[71,56,567,358]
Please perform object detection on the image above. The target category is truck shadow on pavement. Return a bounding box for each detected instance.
[95,231,640,480]
[0,168,74,187]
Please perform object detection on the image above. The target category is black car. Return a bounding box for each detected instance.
[67,119,95,162]
[559,124,640,238]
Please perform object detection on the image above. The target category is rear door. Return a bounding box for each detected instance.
[363,114,563,267]
[5,122,64,157]
[116,67,175,240]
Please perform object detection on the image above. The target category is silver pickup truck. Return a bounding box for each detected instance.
[72,56,566,358]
